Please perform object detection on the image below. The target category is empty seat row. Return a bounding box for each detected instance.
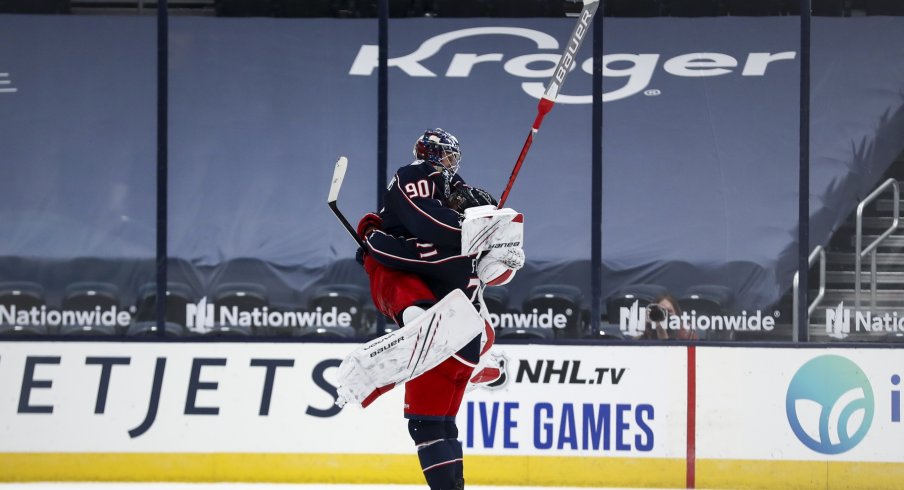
[0,279,739,340]
[0,280,370,338]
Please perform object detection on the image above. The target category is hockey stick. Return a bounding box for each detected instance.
[328,156,366,248]
[497,0,600,208]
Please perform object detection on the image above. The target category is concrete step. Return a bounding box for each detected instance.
[876,197,904,213]
[825,270,904,286]
[818,289,904,306]
[838,216,901,230]
[825,251,904,267]
[847,235,904,249]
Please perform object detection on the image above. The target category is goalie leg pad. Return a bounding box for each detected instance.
[335,289,484,408]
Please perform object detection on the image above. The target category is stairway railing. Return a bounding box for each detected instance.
[792,245,825,342]
[855,178,900,310]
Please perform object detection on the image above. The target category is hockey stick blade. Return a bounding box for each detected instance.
[328,156,348,204]
[498,0,600,208]
[328,156,365,248]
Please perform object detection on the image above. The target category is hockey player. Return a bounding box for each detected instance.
[354,128,524,490]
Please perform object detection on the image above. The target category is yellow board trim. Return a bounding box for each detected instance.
[697,458,904,490]
[3,454,904,489]
[0,453,683,487]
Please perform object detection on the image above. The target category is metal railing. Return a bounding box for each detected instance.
[855,178,900,310]
[792,245,825,342]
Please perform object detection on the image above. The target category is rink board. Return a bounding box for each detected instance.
[0,342,902,489]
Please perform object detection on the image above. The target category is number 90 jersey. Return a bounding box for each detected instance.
[379,160,465,248]
[367,160,479,301]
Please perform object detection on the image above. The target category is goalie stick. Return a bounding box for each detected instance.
[327,156,365,248]
[497,0,600,208]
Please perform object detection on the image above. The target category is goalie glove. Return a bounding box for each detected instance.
[461,206,523,256]
[448,185,498,213]
[477,246,525,286]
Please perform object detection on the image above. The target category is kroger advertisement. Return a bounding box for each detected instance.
[0,342,683,458]
[696,347,904,462]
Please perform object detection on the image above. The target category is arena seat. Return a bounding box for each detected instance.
[482,286,511,316]
[133,281,195,328]
[582,323,627,340]
[0,281,48,336]
[866,0,904,15]
[433,0,487,17]
[724,0,783,15]
[665,0,720,16]
[305,283,368,337]
[495,326,554,340]
[215,0,274,16]
[786,0,847,15]
[607,0,662,16]
[679,284,736,340]
[522,284,584,339]
[679,284,735,315]
[126,321,187,337]
[209,281,267,336]
[0,281,45,311]
[280,0,334,17]
[605,284,669,324]
[0,0,69,14]
[293,325,357,338]
[0,281,50,336]
[59,281,121,335]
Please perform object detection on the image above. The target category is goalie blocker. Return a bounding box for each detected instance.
[462,205,525,286]
[335,289,486,408]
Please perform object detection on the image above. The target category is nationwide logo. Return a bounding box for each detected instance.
[0,304,132,328]
[618,300,775,337]
[0,72,16,94]
[487,308,571,330]
[825,302,904,339]
[785,355,874,454]
[185,297,354,334]
[349,27,796,103]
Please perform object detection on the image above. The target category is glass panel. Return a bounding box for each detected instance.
[0,3,156,338]
[169,3,377,338]
[388,3,592,342]
[808,1,904,343]
[600,1,800,342]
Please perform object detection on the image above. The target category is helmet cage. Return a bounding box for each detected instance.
[413,128,462,175]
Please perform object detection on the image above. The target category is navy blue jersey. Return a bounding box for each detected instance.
[367,160,479,301]
[379,160,465,248]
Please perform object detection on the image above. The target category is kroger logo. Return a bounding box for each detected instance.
[785,355,874,454]
[349,27,796,103]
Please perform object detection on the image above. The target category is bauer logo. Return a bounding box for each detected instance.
[348,27,796,103]
[185,297,355,334]
[785,355,874,454]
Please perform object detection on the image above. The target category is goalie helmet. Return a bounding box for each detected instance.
[413,128,462,175]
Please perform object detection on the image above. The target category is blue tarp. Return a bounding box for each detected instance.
[1,15,903,312]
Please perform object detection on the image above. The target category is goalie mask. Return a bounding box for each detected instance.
[413,128,462,175]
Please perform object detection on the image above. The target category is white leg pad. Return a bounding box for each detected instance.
[336,289,485,408]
